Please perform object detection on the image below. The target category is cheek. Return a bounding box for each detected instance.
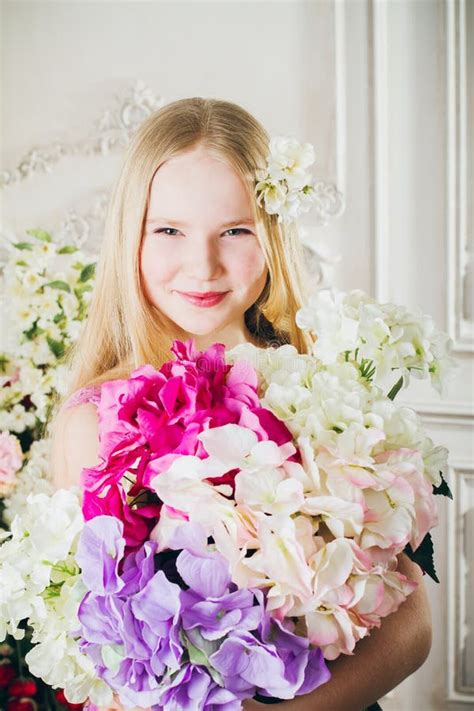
[229,243,268,285]
[140,236,177,288]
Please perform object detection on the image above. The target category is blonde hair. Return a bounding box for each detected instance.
[62,97,315,399]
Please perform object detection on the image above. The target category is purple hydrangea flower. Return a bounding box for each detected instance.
[257,615,331,698]
[78,517,184,708]
[209,621,330,701]
[78,518,330,709]
[177,547,262,640]
[76,515,125,594]
[152,663,243,711]
[210,631,290,697]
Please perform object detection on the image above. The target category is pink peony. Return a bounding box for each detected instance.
[82,481,162,550]
[81,339,295,551]
[0,431,23,497]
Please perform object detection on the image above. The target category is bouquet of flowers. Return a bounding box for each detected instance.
[0,287,457,709]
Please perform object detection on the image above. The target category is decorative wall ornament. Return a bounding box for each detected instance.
[310,181,345,227]
[57,191,111,251]
[447,461,474,702]
[299,225,342,290]
[0,80,167,189]
[446,0,473,352]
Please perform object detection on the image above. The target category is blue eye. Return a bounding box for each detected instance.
[152,227,251,237]
[224,228,250,237]
[153,227,180,236]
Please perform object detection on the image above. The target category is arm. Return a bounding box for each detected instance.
[50,402,101,490]
[244,553,432,711]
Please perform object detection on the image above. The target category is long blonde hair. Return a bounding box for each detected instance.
[63,97,314,398]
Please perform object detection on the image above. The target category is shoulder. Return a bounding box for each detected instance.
[50,399,101,491]
[62,384,102,410]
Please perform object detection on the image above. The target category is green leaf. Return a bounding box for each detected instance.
[57,245,78,254]
[387,375,404,401]
[433,471,453,499]
[15,260,28,267]
[76,299,88,321]
[26,228,52,242]
[13,242,34,251]
[0,354,10,372]
[360,358,376,382]
[404,533,439,583]
[45,280,71,293]
[46,336,65,359]
[73,285,92,301]
[23,321,40,341]
[43,581,64,598]
[53,312,66,326]
[79,263,96,282]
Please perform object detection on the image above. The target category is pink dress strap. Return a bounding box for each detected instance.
[63,384,102,410]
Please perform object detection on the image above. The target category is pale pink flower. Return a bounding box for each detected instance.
[374,448,438,550]
[304,604,368,660]
[0,431,23,496]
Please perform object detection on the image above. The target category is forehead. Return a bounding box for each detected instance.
[146,147,253,221]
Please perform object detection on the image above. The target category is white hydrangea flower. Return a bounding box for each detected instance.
[25,576,114,706]
[14,303,37,332]
[50,363,72,396]
[267,136,316,184]
[29,391,49,421]
[60,292,80,321]
[7,404,36,433]
[254,178,288,217]
[64,319,84,341]
[4,439,54,524]
[31,241,57,267]
[418,439,449,487]
[20,339,56,367]
[255,135,318,224]
[10,489,83,561]
[18,362,43,394]
[296,288,359,363]
[10,543,113,706]
[0,411,11,431]
[35,291,62,320]
[22,270,45,293]
[295,287,459,397]
[0,489,83,640]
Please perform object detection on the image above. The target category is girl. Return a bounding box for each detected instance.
[50,97,432,711]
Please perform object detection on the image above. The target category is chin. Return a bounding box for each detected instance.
[171,318,228,338]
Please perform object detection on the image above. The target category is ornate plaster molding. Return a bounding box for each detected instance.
[0,80,167,189]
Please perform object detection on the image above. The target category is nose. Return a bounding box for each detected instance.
[183,236,223,282]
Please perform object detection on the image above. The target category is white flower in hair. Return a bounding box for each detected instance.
[255,136,317,224]
[267,137,316,184]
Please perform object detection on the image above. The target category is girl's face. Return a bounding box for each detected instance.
[141,145,269,350]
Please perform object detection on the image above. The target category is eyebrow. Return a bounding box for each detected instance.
[146,216,255,226]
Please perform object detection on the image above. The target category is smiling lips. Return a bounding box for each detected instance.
[176,290,229,307]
